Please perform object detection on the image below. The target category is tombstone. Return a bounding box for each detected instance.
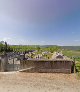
[20,54,25,61]
[56,55,63,59]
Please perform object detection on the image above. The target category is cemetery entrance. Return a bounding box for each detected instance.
[7,58,20,71]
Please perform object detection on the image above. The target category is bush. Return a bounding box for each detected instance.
[77,72,80,80]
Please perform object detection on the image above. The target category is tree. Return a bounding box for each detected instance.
[36,46,41,52]
[0,41,13,54]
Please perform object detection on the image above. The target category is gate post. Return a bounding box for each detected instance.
[73,58,76,73]
[1,54,8,72]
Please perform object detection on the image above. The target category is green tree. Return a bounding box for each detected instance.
[36,46,41,52]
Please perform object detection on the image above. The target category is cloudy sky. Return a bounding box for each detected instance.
[0,0,80,45]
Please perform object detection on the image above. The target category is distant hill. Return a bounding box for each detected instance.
[40,45,58,48]
[10,45,80,51]
[40,45,80,51]
[61,46,80,51]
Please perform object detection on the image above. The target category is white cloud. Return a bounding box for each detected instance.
[1,37,37,45]
[2,37,11,42]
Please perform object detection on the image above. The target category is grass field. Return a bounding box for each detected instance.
[63,50,80,58]
[63,50,80,73]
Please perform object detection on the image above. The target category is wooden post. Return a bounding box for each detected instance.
[73,58,76,73]
[13,58,14,71]
[20,60,22,69]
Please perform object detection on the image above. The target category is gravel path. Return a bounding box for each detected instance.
[0,72,80,92]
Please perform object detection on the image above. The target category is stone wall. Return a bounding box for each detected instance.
[0,55,8,72]
[20,60,74,73]
[0,55,74,73]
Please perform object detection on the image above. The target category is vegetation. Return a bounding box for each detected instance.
[61,46,80,51]
[77,72,80,79]
[0,41,13,54]
[10,45,36,52]
[62,50,80,58]
[62,50,80,73]
[10,45,60,53]
[76,62,80,74]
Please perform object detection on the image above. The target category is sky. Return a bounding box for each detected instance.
[0,0,80,46]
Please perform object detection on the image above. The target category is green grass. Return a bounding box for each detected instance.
[63,50,80,57]
[77,72,80,80]
[76,62,80,72]
[63,50,80,73]
[63,50,80,62]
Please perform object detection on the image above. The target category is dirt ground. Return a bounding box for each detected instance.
[0,72,80,92]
